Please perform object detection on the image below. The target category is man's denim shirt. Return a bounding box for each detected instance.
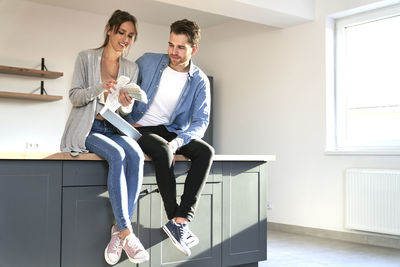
[128,53,211,149]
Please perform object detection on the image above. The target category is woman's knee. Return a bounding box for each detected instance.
[123,138,145,163]
[108,145,126,164]
[127,146,145,164]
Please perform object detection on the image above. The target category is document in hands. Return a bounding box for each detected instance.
[100,108,142,140]
[99,75,145,141]
[102,76,147,112]
[121,83,148,104]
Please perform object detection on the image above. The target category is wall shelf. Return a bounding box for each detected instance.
[0,91,62,101]
[0,65,63,79]
[0,59,63,101]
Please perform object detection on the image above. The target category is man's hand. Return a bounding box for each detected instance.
[168,141,178,154]
[168,142,178,166]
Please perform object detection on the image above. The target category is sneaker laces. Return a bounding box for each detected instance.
[123,234,142,251]
[111,232,123,251]
[177,223,190,240]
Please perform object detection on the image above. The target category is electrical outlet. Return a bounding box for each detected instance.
[25,142,40,151]
[26,142,33,150]
[266,201,272,210]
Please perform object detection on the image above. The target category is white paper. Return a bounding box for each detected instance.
[120,83,148,104]
[101,75,130,113]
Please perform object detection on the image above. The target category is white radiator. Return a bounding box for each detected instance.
[345,168,400,235]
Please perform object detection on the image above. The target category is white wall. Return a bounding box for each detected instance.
[0,0,169,152]
[197,0,400,232]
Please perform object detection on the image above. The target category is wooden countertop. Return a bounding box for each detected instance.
[0,152,275,162]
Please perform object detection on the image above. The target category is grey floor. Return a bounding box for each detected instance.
[258,230,400,267]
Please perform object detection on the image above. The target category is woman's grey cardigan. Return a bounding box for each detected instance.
[60,48,139,156]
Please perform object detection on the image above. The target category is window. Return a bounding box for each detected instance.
[331,5,400,153]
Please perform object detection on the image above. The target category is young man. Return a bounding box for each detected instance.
[129,19,214,256]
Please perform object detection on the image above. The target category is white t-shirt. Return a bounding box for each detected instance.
[137,66,187,126]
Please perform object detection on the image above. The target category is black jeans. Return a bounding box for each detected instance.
[136,125,214,221]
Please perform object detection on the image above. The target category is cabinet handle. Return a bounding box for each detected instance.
[140,189,149,195]
[139,188,159,198]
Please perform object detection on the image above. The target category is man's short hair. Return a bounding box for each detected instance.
[170,19,201,47]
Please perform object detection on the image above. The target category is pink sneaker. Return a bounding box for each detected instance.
[104,225,123,265]
[122,233,150,264]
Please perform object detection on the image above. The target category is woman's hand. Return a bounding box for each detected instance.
[102,80,117,93]
[118,90,133,107]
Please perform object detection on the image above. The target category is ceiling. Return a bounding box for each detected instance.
[22,0,315,28]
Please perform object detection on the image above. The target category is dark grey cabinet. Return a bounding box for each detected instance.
[222,162,267,266]
[0,161,62,267]
[61,184,154,267]
[0,157,268,267]
[60,160,223,267]
[148,183,222,267]
[62,186,113,267]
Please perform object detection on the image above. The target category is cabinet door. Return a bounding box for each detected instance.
[62,185,152,267]
[148,182,222,267]
[0,161,62,267]
[63,161,108,186]
[222,162,267,266]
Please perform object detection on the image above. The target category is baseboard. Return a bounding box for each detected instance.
[268,222,400,250]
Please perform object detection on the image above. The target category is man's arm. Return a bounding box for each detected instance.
[171,78,211,151]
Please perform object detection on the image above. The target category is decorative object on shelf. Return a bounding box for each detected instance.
[0,58,63,101]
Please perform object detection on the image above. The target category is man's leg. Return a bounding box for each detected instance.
[166,139,214,250]
[136,126,178,220]
[175,139,215,221]
[137,126,193,255]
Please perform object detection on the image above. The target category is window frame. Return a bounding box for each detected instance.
[326,4,400,155]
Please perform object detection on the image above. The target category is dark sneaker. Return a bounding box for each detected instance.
[104,225,123,265]
[186,228,199,248]
[122,233,150,264]
[162,220,191,256]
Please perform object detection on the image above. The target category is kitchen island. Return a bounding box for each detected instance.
[0,152,275,267]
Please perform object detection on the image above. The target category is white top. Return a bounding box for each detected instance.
[137,66,187,126]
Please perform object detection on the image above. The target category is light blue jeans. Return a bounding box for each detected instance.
[85,119,144,231]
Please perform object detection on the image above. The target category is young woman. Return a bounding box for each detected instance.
[60,10,149,265]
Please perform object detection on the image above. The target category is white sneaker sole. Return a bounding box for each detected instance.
[162,225,191,256]
[104,246,121,265]
[187,238,199,248]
